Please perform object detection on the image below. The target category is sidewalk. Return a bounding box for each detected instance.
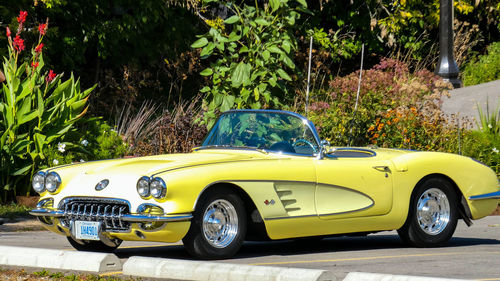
[441,79,500,126]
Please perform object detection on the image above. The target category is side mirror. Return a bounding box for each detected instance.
[319,140,333,159]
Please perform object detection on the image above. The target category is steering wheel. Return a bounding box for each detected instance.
[292,138,317,154]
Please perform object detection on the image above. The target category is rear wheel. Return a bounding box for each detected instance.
[398,177,458,247]
[183,189,246,259]
[67,236,121,252]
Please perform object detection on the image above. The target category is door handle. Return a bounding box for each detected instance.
[373,166,391,173]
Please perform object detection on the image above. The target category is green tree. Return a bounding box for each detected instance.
[192,0,308,127]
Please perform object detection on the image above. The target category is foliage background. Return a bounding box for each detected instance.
[0,0,499,202]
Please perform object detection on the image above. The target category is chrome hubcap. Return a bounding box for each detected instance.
[416,188,450,235]
[202,199,238,248]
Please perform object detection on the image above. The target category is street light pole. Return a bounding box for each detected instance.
[435,0,462,88]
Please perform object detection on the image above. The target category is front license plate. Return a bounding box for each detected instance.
[74,221,101,240]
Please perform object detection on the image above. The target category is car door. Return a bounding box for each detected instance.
[314,149,393,219]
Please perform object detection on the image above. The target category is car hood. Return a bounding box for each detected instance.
[49,149,271,177]
[43,149,278,208]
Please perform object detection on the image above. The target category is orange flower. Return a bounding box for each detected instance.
[387,120,391,125]
[410,107,417,114]
[382,133,386,137]
[377,123,384,130]
[393,118,399,123]
[368,125,375,132]
[373,133,380,138]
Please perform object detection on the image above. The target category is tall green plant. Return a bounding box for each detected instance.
[463,42,500,86]
[192,0,308,127]
[0,11,95,202]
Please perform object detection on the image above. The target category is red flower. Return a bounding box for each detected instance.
[31,61,39,69]
[6,27,11,38]
[17,11,27,24]
[38,23,47,35]
[13,35,25,52]
[35,43,44,53]
[46,70,56,82]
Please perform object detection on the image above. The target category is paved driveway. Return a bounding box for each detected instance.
[1,215,499,280]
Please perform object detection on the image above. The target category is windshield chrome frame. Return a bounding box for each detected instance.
[200,109,322,157]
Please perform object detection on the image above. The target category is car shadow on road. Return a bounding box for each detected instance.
[113,234,500,260]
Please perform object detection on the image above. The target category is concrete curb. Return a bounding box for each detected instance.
[122,256,336,281]
[343,272,471,281]
[0,246,121,273]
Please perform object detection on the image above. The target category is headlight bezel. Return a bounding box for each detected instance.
[136,176,167,200]
[32,171,46,193]
[150,177,167,199]
[137,176,151,198]
[45,172,62,193]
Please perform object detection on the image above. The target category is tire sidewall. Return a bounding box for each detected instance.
[407,178,458,247]
[183,189,247,259]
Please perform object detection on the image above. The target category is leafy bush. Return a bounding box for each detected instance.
[192,0,307,127]
[0,12,95,202]
[462,42,500,86]
[462,131,500,176]
[42,120,128,168]
[307,58,453,148]
[461,101,500,175]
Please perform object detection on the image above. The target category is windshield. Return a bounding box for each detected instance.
[202,111,320,156]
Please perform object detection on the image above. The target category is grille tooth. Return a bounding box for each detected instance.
[111,206,118,229]
[60,198,130,232]
[104,205,111,229]
[118,207,126,228]
[97,205,103,222]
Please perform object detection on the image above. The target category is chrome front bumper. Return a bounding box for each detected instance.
[29,208,193,222]
[469,190,500,200]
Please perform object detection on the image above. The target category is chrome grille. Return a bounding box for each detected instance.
[59,198,130,232]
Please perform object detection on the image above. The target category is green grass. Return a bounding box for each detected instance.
[0,203,30,219]
[0,267,137,280]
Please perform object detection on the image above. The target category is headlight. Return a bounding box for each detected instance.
[45,172,61,193]
[32,171,46,193]
[150,177,167,199]
[137,176,150,197]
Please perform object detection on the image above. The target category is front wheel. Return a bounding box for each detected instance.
[398,177,458,247]
[183,189,247,259]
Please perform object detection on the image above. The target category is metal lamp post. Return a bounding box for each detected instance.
[435,0,462,88]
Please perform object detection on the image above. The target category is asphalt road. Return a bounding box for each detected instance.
[1,216,499,280]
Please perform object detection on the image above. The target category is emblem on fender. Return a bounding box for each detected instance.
[95,179,109,191]
[264,199,275,205]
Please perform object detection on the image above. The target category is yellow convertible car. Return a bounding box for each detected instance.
[30,110,499,259]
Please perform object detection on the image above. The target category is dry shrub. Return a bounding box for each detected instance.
[454,19,483,67]
[116,100,160,146]
[130,99,207,156]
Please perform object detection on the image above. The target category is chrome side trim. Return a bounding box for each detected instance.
[264,214,317,221]
[468,191,500,200]
[30,208,65,217]
[120,214,192,222]
[151,158,282,177]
